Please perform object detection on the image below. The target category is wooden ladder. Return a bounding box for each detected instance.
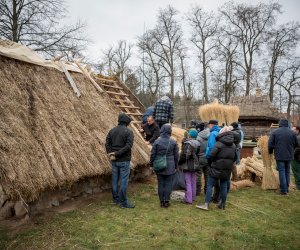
[95,76,145,140]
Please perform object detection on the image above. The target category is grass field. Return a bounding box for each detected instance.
[0,183,300,249]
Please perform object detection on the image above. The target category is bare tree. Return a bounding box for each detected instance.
[150,5,184,100]
[187,6,219,103]
[267,22,300,102]
[220,1,281,96]
[0,0,88,58]
[137,31,165,104]
[178,49,194,124]
[217,34,243,103]
[277,59,300,119]
[101,40,132,81]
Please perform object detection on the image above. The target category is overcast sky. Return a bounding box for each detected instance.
[65,0,300,64]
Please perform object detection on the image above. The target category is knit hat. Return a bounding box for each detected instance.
[219,126,233,134]
[118,113,131,125]
[231,122,239,129]
[188,129,198,139]
[208,119,218,125]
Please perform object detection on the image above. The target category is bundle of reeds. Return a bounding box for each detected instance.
[230,180,255,191]
[258,136,279,190]
[198,100,239,125]
[171,127,187,150]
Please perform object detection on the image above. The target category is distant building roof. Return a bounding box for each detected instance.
[228,89,280,121]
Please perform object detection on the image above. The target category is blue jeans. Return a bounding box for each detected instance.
[236,148,241,165]
[276,161,291,193]
[157,174,174,202]
[205,176,228,205]
[111,161,130,206]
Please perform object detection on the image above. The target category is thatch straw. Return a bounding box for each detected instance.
[258,136,279,190]
[198,100,239,125]
[0,55,150,202]
[171,127,187,150]
[230,180,255,191]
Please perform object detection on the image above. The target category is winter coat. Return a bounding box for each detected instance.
[141,122,160,144]
[150,124,179,175]
[178,139,201,172]
[206,125,221,159]
[268,119,298,161]
[197,128,210,167]
[209,131,236,180]
[153,96,174,123]
[294,134,300,161]
[142,106,154,124]
[232,127,242,149]
[105,114,134,162]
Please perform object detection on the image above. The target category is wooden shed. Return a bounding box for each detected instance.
[228,89,281,139]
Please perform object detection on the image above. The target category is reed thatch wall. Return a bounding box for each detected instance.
[0,55,149,203]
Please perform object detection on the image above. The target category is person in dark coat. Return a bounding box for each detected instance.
[140,116,160,145]
[196,128,210,195]
[178,129,201,204]
[105,113,135,208]
[142,106,154,124]
[291,126,300,190]
[231,122,242,180]
[150,124,179,208]
[196,126,236,210]
[268,119,298,194]
[153,95,174,128]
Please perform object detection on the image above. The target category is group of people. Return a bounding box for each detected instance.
[105,95,300,210]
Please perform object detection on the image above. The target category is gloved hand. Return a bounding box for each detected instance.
[108,152,116,161]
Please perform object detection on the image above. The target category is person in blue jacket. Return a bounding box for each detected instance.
[205,119,221,202]
[142,106,154,124]
[268,119,298,195]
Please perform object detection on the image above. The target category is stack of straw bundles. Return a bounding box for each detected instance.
[258,136,279,190]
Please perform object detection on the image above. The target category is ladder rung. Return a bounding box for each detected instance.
[118,105,140,109]
[95,77,116,83]
[106,91,129,96]
[101,84,123,90]
[131,121,142,123]
[126,112,142,116]
[111,98,134,103]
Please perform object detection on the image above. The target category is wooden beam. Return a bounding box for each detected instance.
[59,61,81,97]
[125,112,142,116]
[94,76,116,83]
[117,105,140,109]
[101,84,123,90]
[106,91,129,96]
[111,98,134,103]
[74,61,104,93]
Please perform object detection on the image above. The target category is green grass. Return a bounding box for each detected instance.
[1,183,300,249]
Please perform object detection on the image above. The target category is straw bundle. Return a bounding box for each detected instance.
[258,136,279,190]
[230,180,255,191]
[171,127,187,150]
[198,100,239,125]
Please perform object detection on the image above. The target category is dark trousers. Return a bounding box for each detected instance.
[196,166,208,195]
[276,160,291,193]
[157,121,168,129]
[157,174,174,202]
[205,176,229,205]
[291,160,300,190]
[111,161,130,206]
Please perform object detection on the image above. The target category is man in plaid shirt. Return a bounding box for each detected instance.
[153,95,174,128]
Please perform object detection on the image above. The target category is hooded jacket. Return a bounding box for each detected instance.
[206,125,221,159]
[268,119,298,161]
[150,124,179,175]
[294,134,300,161]
[105,114,134,162]
[178,139,201,172]
[197,128,210,167]
[153,96,174,123]
[209,131,236,180]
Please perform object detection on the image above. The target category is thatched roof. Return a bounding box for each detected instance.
[228,94,280,121]
[0,46,149,202]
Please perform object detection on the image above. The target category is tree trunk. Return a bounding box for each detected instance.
[12,0,18,42]
[202,54,208,103]
[245,68,251,96]
[287,93,292,120]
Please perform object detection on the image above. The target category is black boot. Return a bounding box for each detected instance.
[217,203,225,210]
[164,201,170,208]
[160,201,164,208]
